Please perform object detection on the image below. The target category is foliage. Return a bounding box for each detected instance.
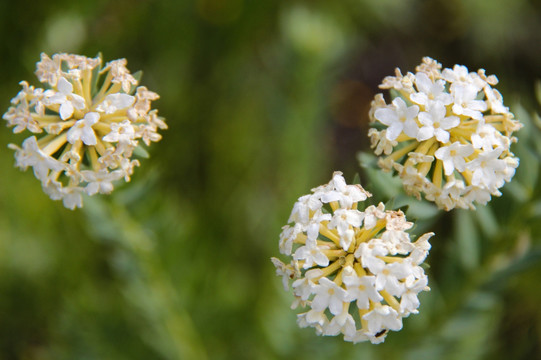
[1,0,541,359]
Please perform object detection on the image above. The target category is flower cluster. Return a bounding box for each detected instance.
[3,53,166,209]
[272,172,433,344]
[368,57,521,210]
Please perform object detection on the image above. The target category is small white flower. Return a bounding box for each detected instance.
[96,93,135,114]
[343,274,382,309]
[467,147,507,189]
[273,173,432,343]
[320,172,370,208]
[434,142,474,176]
[102,119,136,144]
[288,194,323,225]
[81,169,124,195]
[374,261,411,296]
[4,53,166,209]
[400,275,428,314]
[355,241,387,274]
[271,257,297,291]
[325,305,357,337]
[410,72,452,106]
[60,186,84,210]
[292,269,321,301]
[293,238,330,269]
[362,304,403,335]
[67,112,100,145]
[279,223,303,256]
[374,98,420,141]
[417,101,460,143]
[442,64,485,91]
[9,136,65,182]
[328,209,364,251]
[311,277,350,316]
[451,84,487,120]
[368,57,521,210]
[47,77,86,120]
[363,203,386,230]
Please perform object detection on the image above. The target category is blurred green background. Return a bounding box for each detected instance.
[1,0,541,359]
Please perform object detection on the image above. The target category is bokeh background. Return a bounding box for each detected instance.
[1,0,541,359]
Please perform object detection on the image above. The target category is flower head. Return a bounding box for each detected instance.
[272,172,433,344]
[3,53,166,209]
[368,57,521,210]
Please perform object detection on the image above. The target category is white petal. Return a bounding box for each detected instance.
[375,108,398,126]
[107,93,135,109]
[84,112,100,125]
[71,94,86,110]
[57,77,73,94]
[435,129,450,143]
[81,127,97,146]
[417,126,433,141]
[59,102,74,120]
[66,126,82,144]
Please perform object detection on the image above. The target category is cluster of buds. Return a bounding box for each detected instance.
[272,172,433,344]
[368,57,521,210]
[3,53,166,209]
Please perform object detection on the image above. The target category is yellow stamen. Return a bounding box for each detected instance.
[82,68,92,105]
[318,259,344,278]
[93,122,112,135]
[461,170,473,185]
[31,114,62,122]
[334,269,343,286]
[415,138,436,155]
[432,159,443,188]
[323,249,347,258]
[93,71,113,104]
[388,141,418,161]
[41,133,68,156]
[356,219,386,244]
[354,262,367,277]
[417,142,439,177]
[319,223,341,246]
[377,256,404,263]
[89,146,100,170]
[380,290,401,311]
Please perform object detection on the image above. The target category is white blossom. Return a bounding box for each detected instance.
[46,77,86,120]
[311,277,350,316]
[368,57,521,210]
[3,53,166,209]
[96,93,135,114]
[374,97,420,141]
[293,238,330,269]
[434,142,474,176]
[272,173,433,343]
[67,112,100,145]
[411,72,452,106]
[417,101,460,143]
[362,304,403,335]
[343,274,382,309]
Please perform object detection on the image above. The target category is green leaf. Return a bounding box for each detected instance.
[390,194,439,220]
[357,151,402,199]
[129,70,144,94]
[474,204,499,239]
[455,209,480,270]
[133,145,150,159]
[89,52,104,97]
[535,80,541,106]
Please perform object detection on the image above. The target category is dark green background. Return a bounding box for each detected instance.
[1,0,541,359]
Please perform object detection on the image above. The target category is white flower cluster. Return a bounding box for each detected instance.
[3,53,166,209]
[368,57,521,210]
[272,172,433,344]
